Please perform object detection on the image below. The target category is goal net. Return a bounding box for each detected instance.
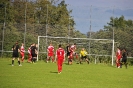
[37,36,114,65]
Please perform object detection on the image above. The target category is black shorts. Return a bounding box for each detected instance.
[121,58,127,63]
[67,52,70,56]
[81,56,87,60]
[12,51,19,58]
[31,53,37,57]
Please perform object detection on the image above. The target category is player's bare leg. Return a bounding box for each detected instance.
[52,56,55,63]
[21,55,24,63]
[68,59,72,65]
[79,58,83,64]
[86,58,89,64]
[46,56,50,63]
[68,53,73,65]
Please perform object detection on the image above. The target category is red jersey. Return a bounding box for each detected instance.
[20,46,25,53]
[56,48,65,59]
[116,49,121,60]
[70,45,76,52]
[47,45,54,53]
[28,47,31,54]
[71,45,75,49]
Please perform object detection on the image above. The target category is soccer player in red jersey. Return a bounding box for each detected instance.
[116,47,122,68]
[70,43,76,51]
[20,43,25,63]
[68,43,78,64]
[55,44,65,74]
[46,43,54,63]
[27,44,32,63]
[68,49,73,65]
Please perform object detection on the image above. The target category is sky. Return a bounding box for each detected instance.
[64,0,133,34]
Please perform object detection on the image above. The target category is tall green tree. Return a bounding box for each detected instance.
[94,16,133,56]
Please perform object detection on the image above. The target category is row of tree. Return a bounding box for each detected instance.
[0,0,74,25]
[0,0,85,57]
[0,0,133,57]
[91,16,133,56]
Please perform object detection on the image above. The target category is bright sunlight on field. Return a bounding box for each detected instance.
[0,58,133,88]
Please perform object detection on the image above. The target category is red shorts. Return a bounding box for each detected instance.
[20,52,24,56]
[117,56,121,60]
[48,53,54,56]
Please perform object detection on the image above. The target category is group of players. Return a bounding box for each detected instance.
[11,41,127,74]
[11,42,89,66]
[116,47,128,69]
[12,41,127,68]
[47,43,89,65]
[11,42,38,66]
[11,41,89,74]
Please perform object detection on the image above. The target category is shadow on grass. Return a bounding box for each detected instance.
[64,63,69,65]
[8,64,12,65]
[50,71,58,74]
[64,62,80,65]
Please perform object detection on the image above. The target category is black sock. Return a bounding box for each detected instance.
[80,61,81,64]
[18,61,20,65]
[125,63,127,69]
[31,58,33,62]
[33,58,36,63]
[12,60,14,65]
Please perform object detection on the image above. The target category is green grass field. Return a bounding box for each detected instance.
[0,58,133,88]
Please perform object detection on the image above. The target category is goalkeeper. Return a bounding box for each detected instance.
[79,48,89,64]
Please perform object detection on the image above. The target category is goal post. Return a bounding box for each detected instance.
[37,36,114,65]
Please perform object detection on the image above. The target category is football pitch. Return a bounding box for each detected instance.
[0,58,133,88]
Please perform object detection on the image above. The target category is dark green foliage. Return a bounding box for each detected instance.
[0,0,133,58]
[93,16,133,56]
[0,0,78,57]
